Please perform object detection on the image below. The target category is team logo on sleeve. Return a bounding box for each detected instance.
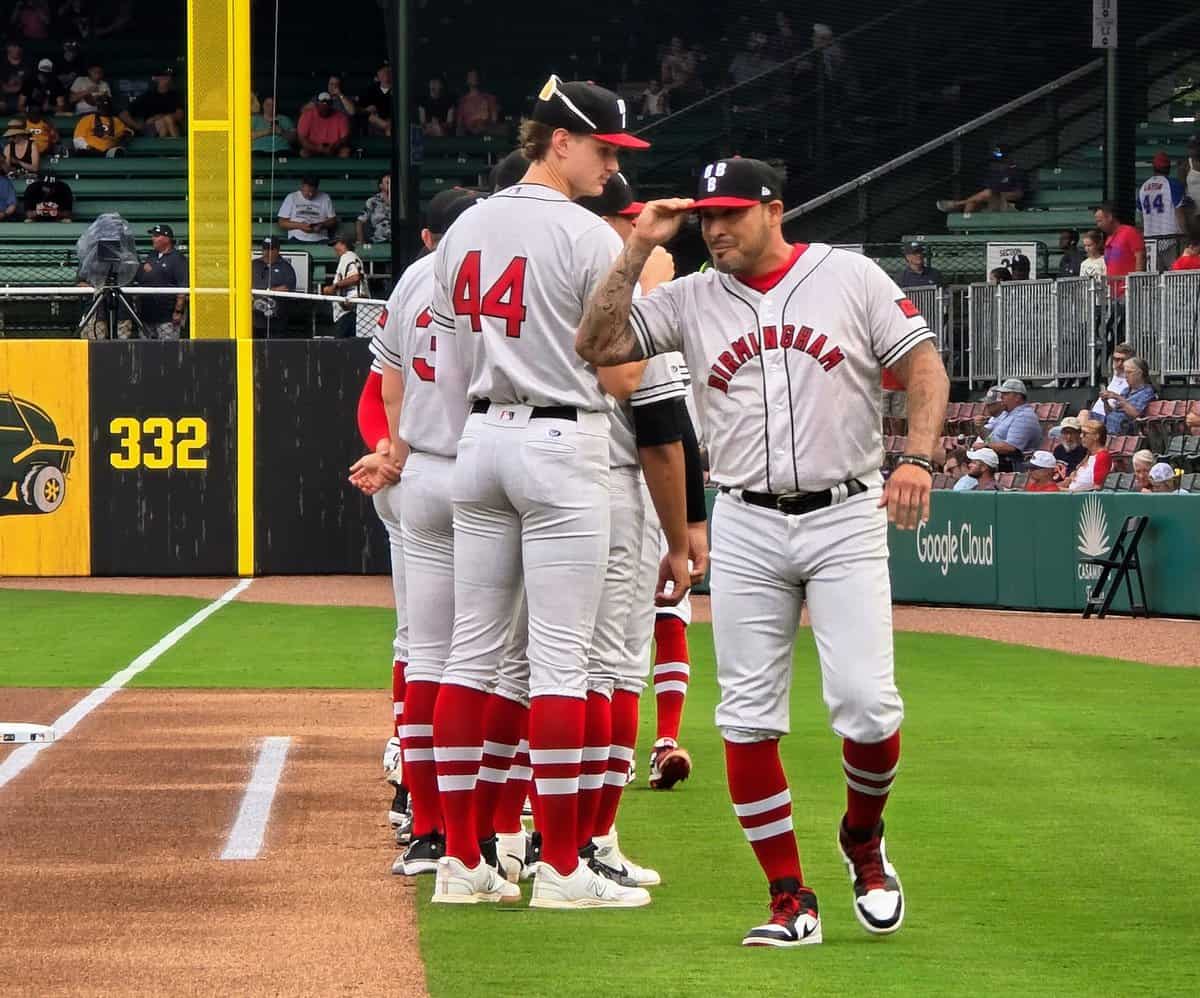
[377,306,389,329]
[896,298,921,319]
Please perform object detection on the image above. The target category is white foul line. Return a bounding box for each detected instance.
[0,577,255,792]
[220,736,291,861]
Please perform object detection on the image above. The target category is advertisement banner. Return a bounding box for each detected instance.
[0,341,92,575]
[888,493,999,605]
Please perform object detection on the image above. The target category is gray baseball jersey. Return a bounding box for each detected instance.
[371,253,471,459]
[608,354,688,468]
[430,184,624,411]
[628,244,934,492]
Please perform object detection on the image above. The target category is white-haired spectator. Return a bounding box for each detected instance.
[1132,449,1156,492]
[1024,451,1061,492]
[1100,355,1155,437]
[1147,463,1188,493]
[1087,343,1133,421]
[954,447,999,491]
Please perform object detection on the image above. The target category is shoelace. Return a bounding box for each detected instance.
[768,891,804,926]
[847,836,887,891]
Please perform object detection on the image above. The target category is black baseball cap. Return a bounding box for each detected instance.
[148,223,174,238]
[690,158,782,209]
[576,172,644,219]
[426,188,483,234]
[490,149,529,192]
[903,239,926,254]
[531,75,649,149]
[261,235,282,249]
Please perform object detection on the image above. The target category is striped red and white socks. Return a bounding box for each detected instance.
[576,690,612,847]
[473,693,525,842]
[401,679,440,839]
[652,617,689,742]
[432,683,488,867]
[724,738,805,884]
[392,660,407,739]
[843,731,900,832]
[529,694,585,876]
[492,709,531,835]
[593,688,638,837]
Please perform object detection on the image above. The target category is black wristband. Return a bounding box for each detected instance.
[896,455,934,475]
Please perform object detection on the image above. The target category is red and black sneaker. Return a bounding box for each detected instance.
[838,816,905,935]
[742,878,822,947]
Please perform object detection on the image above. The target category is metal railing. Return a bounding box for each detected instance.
[1127,271,1200,379]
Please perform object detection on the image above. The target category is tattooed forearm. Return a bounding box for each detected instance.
[576,239,652,366]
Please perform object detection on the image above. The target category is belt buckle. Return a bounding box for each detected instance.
[775,492,810,515]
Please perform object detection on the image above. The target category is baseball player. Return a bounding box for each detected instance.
[427,75,693,909]
[576,158,949,945]
[363,188,486,877]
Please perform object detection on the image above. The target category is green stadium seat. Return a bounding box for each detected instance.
[260,157,392,178]
[1035,167,1103,189]
[54,158,188,178]
[946,209,1096,234]
[1027,188,1102,209]
[125,137,188,157]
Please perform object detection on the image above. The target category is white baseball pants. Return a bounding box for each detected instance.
[709,486,903,745]
[400,451,455,684]
[443,406,610,699]
[373,483,408,662]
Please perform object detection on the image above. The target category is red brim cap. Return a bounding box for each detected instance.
[618,201,646,217]
[688,196,763,209]
[593,132,651,149]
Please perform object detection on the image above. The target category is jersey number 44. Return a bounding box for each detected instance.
[452,251,529,338]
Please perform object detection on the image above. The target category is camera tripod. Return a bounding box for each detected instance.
[76,268,148,340]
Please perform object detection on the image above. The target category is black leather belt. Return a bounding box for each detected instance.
[720,479,868,516]
[470,399,577,421]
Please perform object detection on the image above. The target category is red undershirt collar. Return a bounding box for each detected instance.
[735,243,808,293]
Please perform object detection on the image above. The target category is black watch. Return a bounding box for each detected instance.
[896,455,934,475]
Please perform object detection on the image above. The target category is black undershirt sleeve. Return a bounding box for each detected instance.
[679,404,706,524]
[632,394,685,448]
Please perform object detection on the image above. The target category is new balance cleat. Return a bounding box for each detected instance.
[529,860,651,909]
[431,856,521,905]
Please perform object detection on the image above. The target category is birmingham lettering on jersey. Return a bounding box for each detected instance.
[706,323,845,394]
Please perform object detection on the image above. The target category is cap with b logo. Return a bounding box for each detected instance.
[531,75,649,149]
[576,172,644,219]
[692,158,782,209]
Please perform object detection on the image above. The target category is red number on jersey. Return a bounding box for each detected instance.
[412,308,436,382]
[452,251,529,338]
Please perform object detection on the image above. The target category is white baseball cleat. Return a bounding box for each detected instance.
[382,736,403,782]
[529,860,651,909]
[497,831,535,883]
[431,856,521,905]
[591,830,661,887]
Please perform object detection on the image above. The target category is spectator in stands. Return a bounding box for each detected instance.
[359,64,393,137]
[10,0,51,40]
[942,447,969,484]
[1087,343,1133,422]
[1095,201,1144,294]
[1138,151,1187,269]
[73,95,130,156]
[1187,409,1200,436]
[896,240,945,289]
[1009,253,1031,281]
[1101,355,1155,436]
[70,62,110,114]
[252,236,297,338]
[1078,229,1106,282]
[1171,228,1200,271]
[937,143,1026,215]
[641,79,669,117]
[0,164,16,220]
[322,233,362,339]
[2,118,38,174]
[298,92,351,158]
[796,23,855,103]
[660,36,702,108]
[324,75,357,118]
[1147,462,1187,494]
[982,378,1042,468]
[20,58,65,113]
[23,167,71,220]
[356,173,390,246]
[23,106,58,156]
[129,224,188,339]
[729,31,773,89]
[972,385,1002,435]
[1052,416,1086,477]
[1132,449,1156,492]
[1024,451,1061,492]
[1066,421,1112,492]
[455,69,499,137]
[278,175,337,242]
[954,447,999,491]
[58,3,93,43]
[988,266,1011,284]
[1057,229,1084,278]
[418,77,454,137]
[121,68,184,138]
[2,42,28,114]
[251,96,295,153]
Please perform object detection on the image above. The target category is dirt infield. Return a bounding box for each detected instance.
[0,688,424,998]
[2,575,1195,667]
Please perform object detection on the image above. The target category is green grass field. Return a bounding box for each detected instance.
[4,589,1198,997]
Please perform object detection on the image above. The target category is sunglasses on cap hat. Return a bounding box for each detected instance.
[531,75,649,149]
[691,158,782,209]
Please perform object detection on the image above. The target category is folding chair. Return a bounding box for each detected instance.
[1082,515,1149,619]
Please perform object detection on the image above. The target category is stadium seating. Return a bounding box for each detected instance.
[1106,435,1143,471]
